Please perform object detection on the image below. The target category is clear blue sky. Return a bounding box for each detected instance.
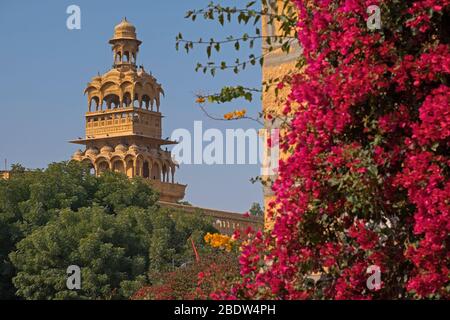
[0,1,263,212]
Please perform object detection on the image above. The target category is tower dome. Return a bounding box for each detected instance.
[129,144,139,153]
[85,147,99,156]
[72,149,84,160]
[115,144,128,153]
[108,18,142,71]
[100,145,114,154]
[110,18,140,43]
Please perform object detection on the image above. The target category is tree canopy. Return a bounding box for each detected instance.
[0,161,215,299]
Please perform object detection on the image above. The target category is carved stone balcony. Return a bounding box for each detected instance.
[148,180,186,203]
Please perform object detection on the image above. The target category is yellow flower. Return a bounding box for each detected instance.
[204,232,235,251]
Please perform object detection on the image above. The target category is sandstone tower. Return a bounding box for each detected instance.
[70,19,186,203]
[262,1,300,223]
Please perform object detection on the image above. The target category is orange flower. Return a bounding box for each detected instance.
[224,112,234,120]
[234,109,247,119]
[196,96,206,104]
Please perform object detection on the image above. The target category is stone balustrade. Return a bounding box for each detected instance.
[158,201,264,236]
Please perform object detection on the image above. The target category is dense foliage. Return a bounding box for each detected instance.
[133,234,240,300]
[0,162,214,299]
[224,0,449,300]
[249,202,264,217]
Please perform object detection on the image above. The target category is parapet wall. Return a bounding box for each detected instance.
[158,201,263,236]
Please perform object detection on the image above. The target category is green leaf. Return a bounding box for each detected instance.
[431,142,439,151]
[253,15,261,25]
[206,46,212,58]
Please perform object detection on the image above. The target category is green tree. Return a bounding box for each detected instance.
[0,161,215,299]
[248,202,263,217]
[9,206,215,300]
[10,207,144,299]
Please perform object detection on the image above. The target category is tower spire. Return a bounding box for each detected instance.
[109,19,141,69]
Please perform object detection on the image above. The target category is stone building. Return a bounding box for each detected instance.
[261,1,301,224]
[70,19,186,203]
[0,171,10,180]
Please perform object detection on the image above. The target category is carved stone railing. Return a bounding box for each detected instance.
[158,201,264,235]
[148,181,186,203]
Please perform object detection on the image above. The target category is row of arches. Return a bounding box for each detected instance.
[89,93,159,112]
[114,50,137,65]
[80,155,176,183]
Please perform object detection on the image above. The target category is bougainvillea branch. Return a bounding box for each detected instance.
[218,0,449,300]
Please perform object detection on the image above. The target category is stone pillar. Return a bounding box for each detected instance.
[147,161,152,180]
[133,160,139,177]
[99,95,103,111]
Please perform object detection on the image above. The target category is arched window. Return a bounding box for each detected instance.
[82,159,96,175]
[151,162,160,180]
[97,160,109,175]
[143,161,150,178]
[142,94,151,110]
[112,159,125,173]
[122,92,132,107]
[133,93,139,107]
[89,96,100,112]
[103,94,120,109]
[116,52,122,63]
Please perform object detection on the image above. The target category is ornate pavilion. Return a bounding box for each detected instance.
[70,19,186,203]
